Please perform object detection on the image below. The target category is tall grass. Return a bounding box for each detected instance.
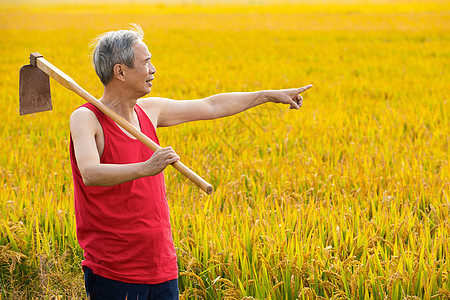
[1,1,449,299]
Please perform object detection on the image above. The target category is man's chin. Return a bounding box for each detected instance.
[138,89,151,98]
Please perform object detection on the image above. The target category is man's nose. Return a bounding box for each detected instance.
[149,63,156,75]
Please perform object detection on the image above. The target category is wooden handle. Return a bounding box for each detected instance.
[34,56,213,194]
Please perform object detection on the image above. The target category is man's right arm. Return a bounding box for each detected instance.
[70,108,179,187]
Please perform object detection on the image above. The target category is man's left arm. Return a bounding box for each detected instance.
[139,84,313,128]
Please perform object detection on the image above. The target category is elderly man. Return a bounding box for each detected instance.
[69,25,312,300]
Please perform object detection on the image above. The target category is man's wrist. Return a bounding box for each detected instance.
[259,90,271,104]
[138,161,151,178]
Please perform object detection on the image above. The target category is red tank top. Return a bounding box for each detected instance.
[69,103,178,284]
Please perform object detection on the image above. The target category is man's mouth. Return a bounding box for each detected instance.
[146,78,154,86]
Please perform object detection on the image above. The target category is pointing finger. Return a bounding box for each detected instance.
[297,84,313,94]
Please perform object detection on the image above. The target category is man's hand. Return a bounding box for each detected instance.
[264,84,313,109]
[142,147,180,176]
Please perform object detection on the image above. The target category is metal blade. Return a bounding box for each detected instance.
[19,64,52,115]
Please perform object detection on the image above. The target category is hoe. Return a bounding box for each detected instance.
[19,53,213,194]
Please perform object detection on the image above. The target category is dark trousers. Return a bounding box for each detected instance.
[84,267,179,300]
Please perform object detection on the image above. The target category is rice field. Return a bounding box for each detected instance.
[0,0,449,299]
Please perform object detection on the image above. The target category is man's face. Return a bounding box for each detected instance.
[124,40,156,97]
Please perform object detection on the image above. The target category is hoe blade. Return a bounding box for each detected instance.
[19,65,52,115]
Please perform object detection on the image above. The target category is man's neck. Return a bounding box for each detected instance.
[100,85,138,123]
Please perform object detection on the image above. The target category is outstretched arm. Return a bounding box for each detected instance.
[139,85,313,128]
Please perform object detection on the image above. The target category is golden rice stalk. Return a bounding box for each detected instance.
[322,280,338,297]
[386,272,402,295]
[330,289,350,300]
[180,288,208,300]
[179,271,207,298]
[431,288,450,299]
[0,245,27,274]
[271,281,284,292]
[216,278,242,299]
[299,287,327,300]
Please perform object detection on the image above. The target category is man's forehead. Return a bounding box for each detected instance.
[134,41,151,58]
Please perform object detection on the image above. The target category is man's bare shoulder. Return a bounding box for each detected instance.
[70,106,101,133]
[137,97,174,127]
[137,97,172,110]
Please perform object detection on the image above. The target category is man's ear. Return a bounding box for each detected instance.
[113,64,126,82]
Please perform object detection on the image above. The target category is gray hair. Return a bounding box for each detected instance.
[91,24,144,86]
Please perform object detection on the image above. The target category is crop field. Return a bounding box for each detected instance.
[0,0,449,299]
